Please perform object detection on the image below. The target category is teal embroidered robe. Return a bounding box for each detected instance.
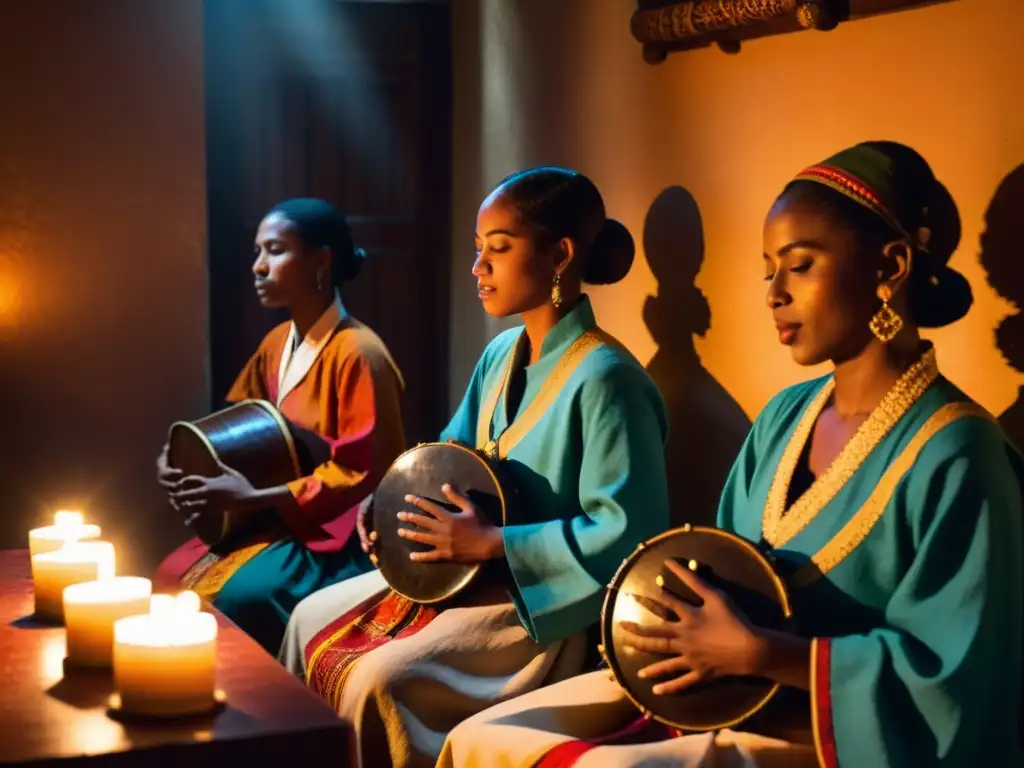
[441,296,670,645]
[718,373,1024,767]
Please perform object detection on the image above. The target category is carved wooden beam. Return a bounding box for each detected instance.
[632,0,955,62]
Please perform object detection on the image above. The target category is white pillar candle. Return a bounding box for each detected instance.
[31,541,116,621]
[29,510,101,558]
[113,591,218,717]
[63,577,152,667]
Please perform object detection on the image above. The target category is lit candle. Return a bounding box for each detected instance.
[28,510,101,558]
[113,591,218,717]
[31,541,116,621]
[63,577,152,667]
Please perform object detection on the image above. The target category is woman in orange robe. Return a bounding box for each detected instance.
[154,198,407,653]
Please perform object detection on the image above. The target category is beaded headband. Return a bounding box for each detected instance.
[794,163,932,252]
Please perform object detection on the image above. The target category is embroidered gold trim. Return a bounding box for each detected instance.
[476,329,610,459]
[181,540,273,600]
[762,347,939,548]
[475,335,522,450]
[790,401,995,588]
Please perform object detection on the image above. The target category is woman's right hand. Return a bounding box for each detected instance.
[156,444,184,488]
[356,494,377,555]
[157,444,186,517]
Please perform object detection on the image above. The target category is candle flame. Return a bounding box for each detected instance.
[54,510,84,529]
[115,595,217,647]
[176,590,200,613]
[149,594,176,618]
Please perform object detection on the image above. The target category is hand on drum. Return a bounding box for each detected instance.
[157,444,189,517]
[397,483,503,563]
[356,494,378,554]
[168,461,258,515]
[156,444,183,487]
[619,559,763,695]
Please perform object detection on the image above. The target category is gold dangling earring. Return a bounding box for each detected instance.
[869,286,903,343]
[551,273,562,309]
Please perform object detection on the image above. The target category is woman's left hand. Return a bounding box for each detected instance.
[169,462,258,514]
[619,559,763,695]
[397,483,503,563]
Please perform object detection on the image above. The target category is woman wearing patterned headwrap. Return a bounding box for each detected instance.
[437,142,1024,767]
[154,198,407,653]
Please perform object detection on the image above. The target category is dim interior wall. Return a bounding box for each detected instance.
[451,0,1024,521]
[0,0,208,572]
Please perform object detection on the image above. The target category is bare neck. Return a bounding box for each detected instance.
[831,333,923,417]
[519,291,584,365]
[289,290,335,340]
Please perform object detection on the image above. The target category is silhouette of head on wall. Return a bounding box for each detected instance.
[982,164,1024,374]
[641,186,751,527]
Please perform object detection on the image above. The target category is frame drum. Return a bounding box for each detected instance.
[600,525,792,732]
[167,399,326,547]
[370,442,511,604]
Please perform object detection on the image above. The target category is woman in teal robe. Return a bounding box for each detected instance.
[280,167,671,768]
[438,143,1023,768]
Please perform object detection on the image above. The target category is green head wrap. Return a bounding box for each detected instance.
[788,141,972,328]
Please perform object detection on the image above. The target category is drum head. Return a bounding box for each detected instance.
[601,526,791,732]
[371,443,506,604]
[167,423,227,547]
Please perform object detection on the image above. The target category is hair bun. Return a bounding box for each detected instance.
[584,218,634,285]
[908,178,970,328]
[911,264,973,328]
[339,246,367,283]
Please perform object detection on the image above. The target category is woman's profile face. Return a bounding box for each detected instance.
[762,194,881,366]
[473,191,557,318]
[252,212,321,309]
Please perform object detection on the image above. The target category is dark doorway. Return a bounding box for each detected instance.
[205,0,452,444]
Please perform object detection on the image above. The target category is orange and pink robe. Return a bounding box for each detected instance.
[156,295,406,653]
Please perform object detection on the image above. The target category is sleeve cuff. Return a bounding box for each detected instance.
[810,637,838,768]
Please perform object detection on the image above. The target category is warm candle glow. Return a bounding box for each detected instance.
[28,510,101,558]
[54,510,82,527]
[63,577,152,667]
[31,541,115,621]
[112,590,218,717]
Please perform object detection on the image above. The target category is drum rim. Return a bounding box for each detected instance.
[372,440,508,605]
[168,399,302,544]
[599,524,792,732]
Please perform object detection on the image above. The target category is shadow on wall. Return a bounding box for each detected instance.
[642,186,752,527]
[981,164,1024,447]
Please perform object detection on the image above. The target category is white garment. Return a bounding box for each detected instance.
[437,670,819,768]
[279,570,587,768]
[276,291,347,406]
[337,596,586,768]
